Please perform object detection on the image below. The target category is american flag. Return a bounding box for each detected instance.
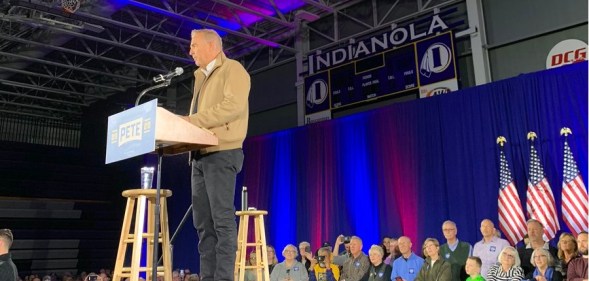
[498,149,527,245]
[562,140,588,236]
[526,143,560,240]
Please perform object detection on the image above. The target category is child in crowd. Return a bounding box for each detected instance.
[465,256,485,281]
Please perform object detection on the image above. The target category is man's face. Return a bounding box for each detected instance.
[189,34,212,67]
[527,221,544,241]
[442,223,457,240]
[397,237,412,255]
[577,233,588,254]
[349,238,362,256]
[480,220,494,238]
[0,239,5,253]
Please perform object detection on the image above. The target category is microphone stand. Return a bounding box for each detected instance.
[135,79,171,106]
[135,79,171,281]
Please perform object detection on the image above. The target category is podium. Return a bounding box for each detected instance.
[106,99,218,164]
[106,99,218,281]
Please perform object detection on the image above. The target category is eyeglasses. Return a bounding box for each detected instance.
[534,255,547,259]
[284,250,296,253]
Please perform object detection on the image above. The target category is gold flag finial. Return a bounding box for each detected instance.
[527,131,537,141]
[560,127,572,136]
[497,136,507,147]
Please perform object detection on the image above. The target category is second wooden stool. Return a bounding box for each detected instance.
[234,210,270,281]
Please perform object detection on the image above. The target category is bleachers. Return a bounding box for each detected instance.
[0,141,136,276]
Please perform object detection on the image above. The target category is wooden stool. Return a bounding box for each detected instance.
[235,210,270,281]
[113,189,173,281]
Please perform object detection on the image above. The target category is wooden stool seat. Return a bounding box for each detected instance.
[235,210,270,281]
[113,189,173,281]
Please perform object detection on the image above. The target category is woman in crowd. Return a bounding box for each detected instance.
[363,245,392,281]
[268,245,280,274]
[271,244,309,281]
[308,247,339,281]
[245,251,257,281]
[486,246,524,281]
[383,238,399,265]
[381,237,392,257]
[556,232,578,277]
[298,241,312,271]
[414,238,451,281]
[525,248,562,281]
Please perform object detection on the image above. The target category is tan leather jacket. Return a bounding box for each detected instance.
[189,52,250,154]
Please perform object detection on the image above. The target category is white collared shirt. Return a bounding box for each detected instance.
[200,59,216,77]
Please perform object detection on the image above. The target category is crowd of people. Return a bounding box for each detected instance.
[1,217,588,281]
[244,219,587,281]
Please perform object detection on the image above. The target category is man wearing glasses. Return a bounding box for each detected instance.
[439,220,472,281]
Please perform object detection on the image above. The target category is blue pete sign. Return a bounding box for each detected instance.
[105,99,157,164]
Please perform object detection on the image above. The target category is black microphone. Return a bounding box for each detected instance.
[153,67,184,83]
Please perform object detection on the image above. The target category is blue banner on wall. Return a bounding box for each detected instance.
[416,32,457,86]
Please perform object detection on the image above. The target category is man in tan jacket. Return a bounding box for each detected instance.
[184,28,250,281]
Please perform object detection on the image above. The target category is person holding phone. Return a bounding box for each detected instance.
[309,247,340,281]
[333,235,353,267]
[299,242,313,270]
[339,236,370,281]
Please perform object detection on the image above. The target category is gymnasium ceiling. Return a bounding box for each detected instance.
[0,0,355,121]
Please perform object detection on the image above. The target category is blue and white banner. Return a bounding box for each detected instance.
[416,32,457,86]
[105,99,157,164]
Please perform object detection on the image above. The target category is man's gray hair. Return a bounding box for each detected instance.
[191,29,223,49]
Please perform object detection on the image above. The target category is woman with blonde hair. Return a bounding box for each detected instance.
[556,232,578,277]
[414,238,451,281]
[486,246,524,281]
[365,245,392,281]
[525,248,562,281]
[267,245,279,273]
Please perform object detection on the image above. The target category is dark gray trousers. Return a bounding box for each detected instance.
[191,149,243,281]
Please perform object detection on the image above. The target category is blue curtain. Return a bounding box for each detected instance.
[165,62,587,269]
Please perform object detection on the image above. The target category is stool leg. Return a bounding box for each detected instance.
[235,214,245,281]
[114,197,136,281]
[130,195,147,281]
[146,197,155,281]
[237,214,250,281]
[256,215,270,281]
[161,197,172,281]
[254,217,261,281]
